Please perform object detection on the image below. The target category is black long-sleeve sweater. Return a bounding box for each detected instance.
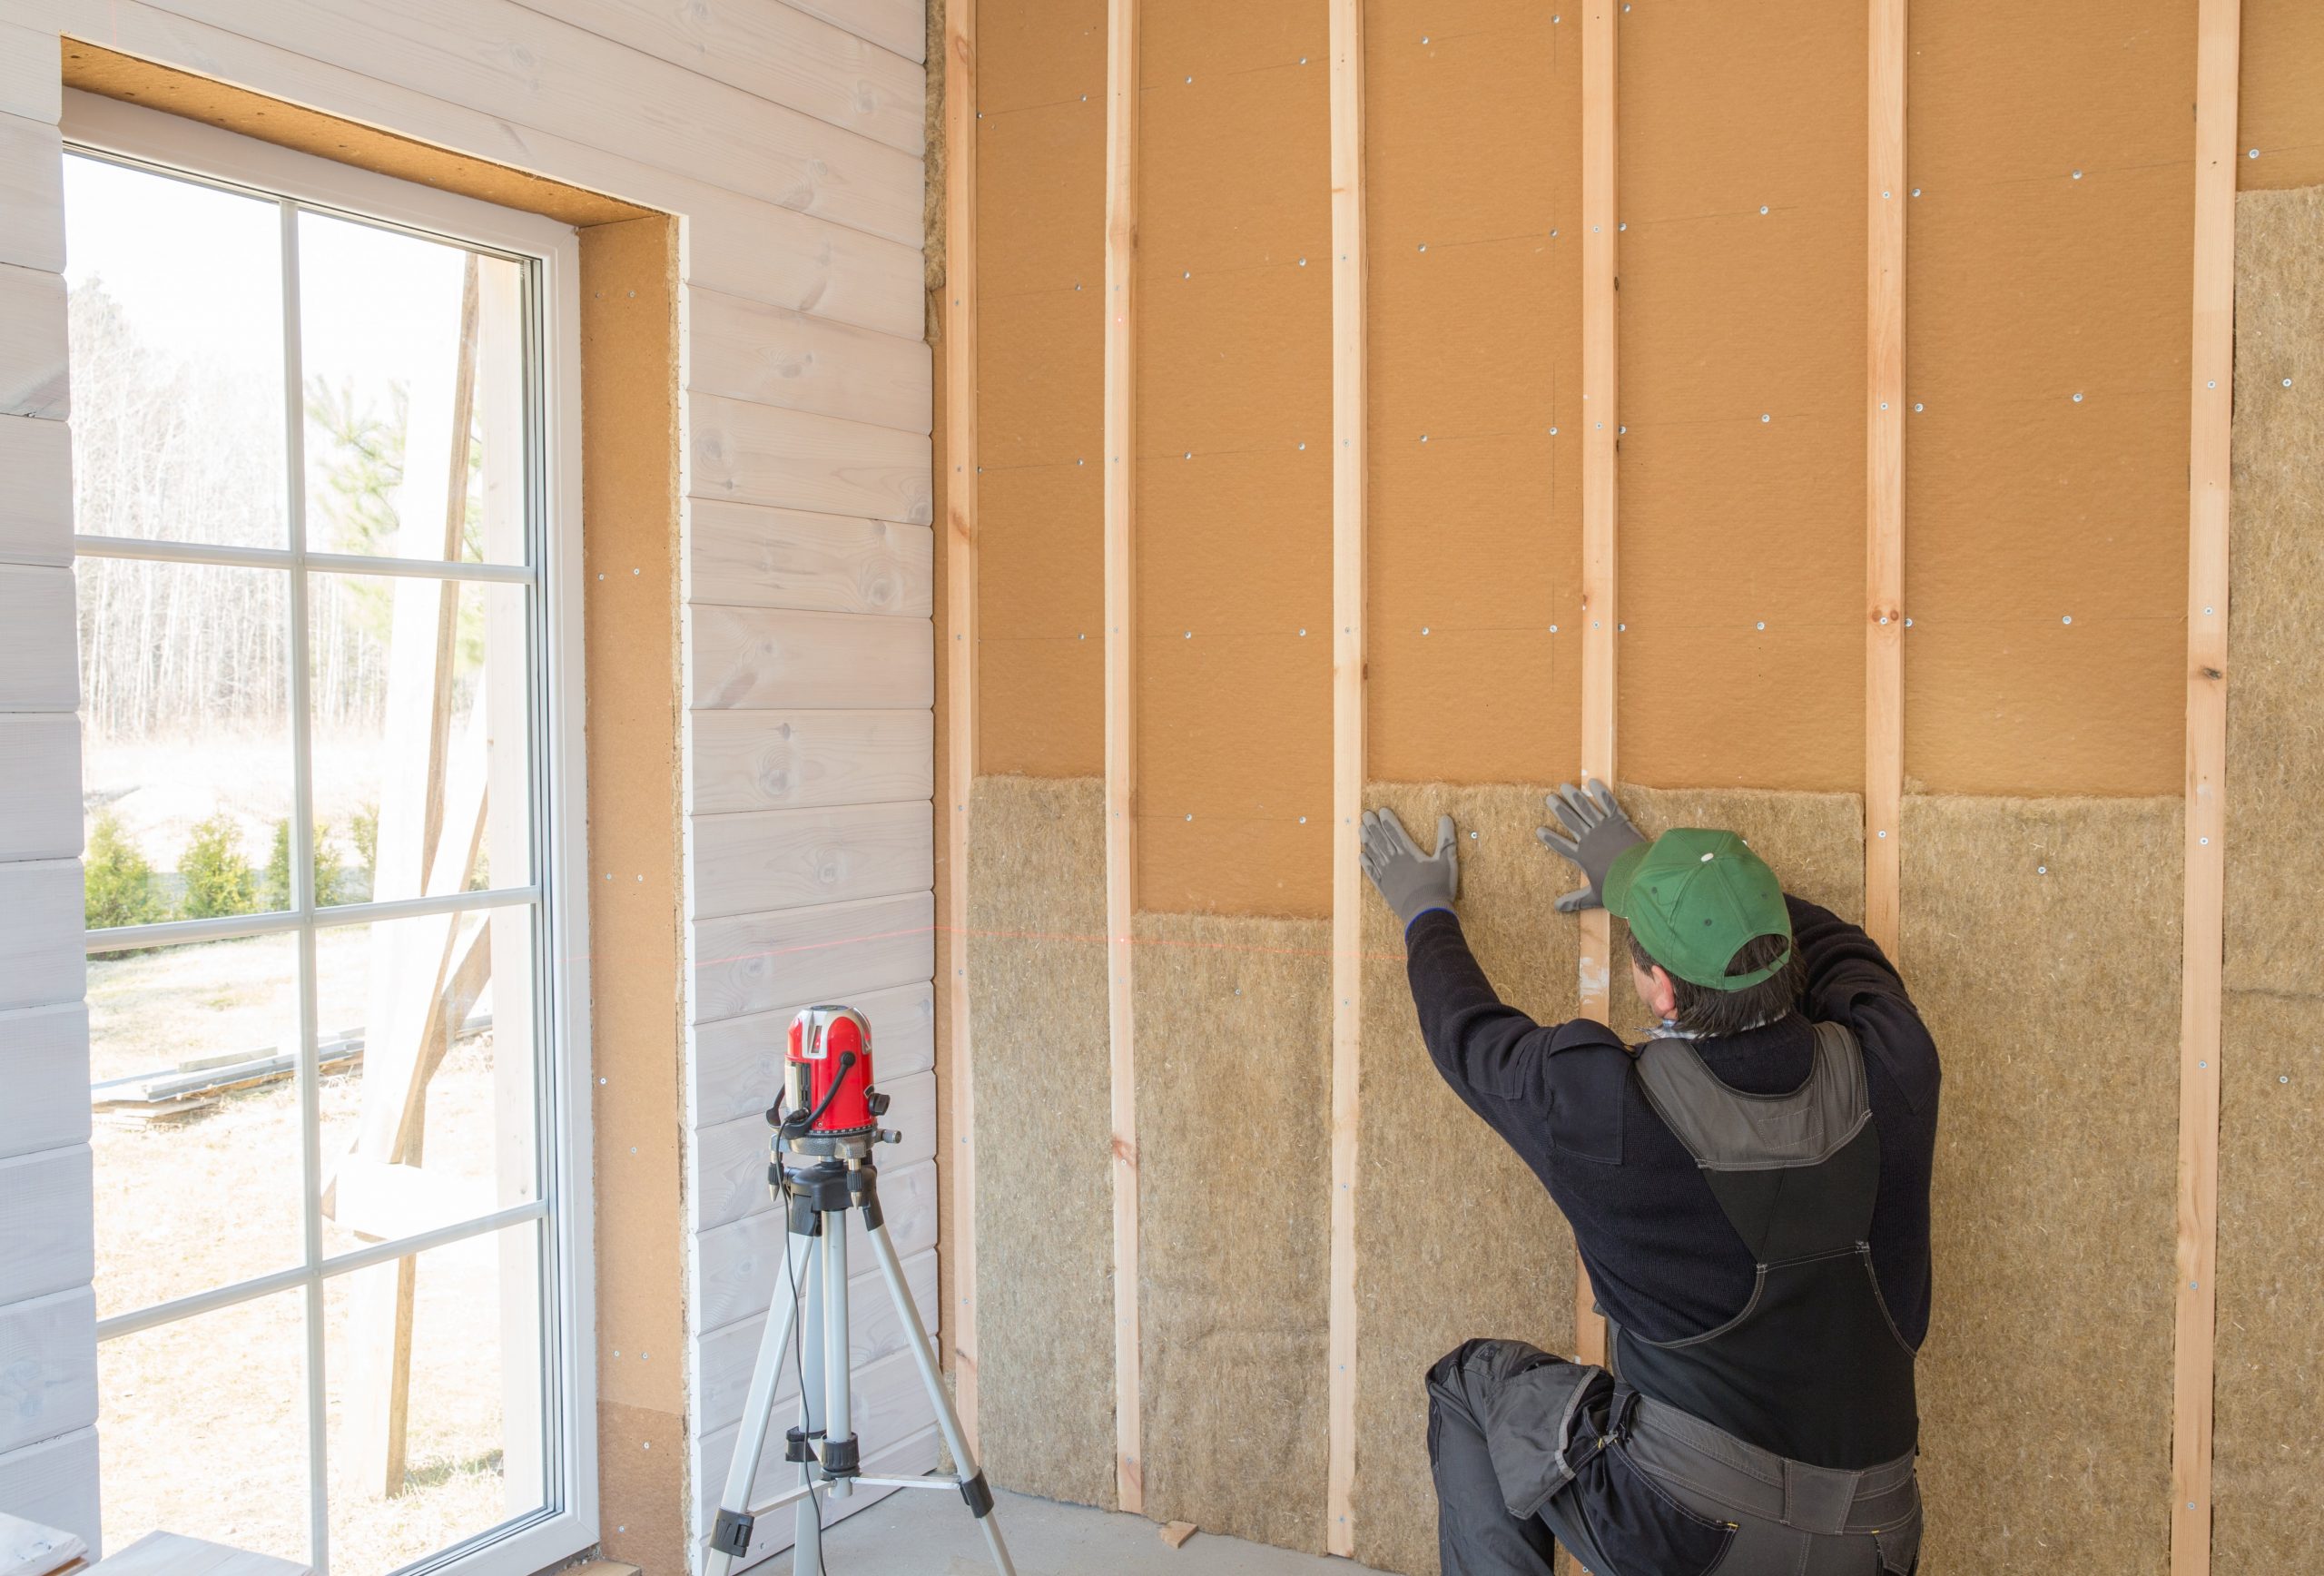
[1402,895,1941,1347]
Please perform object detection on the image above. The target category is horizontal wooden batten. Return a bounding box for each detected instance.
[0,1004,91,1162]
[686,499,932,618]
[692,890,934,1025]
[692,978,932,1128]
[0,415,71,566]
[689,394,933,526]
[0,1146,94,1306]
[694,1248,938,1436]
[0,862,85,1014]
[688,289,932,434]
[693,1069,935,1230]
[0,264,65,419]
[0,1285,95,1457]
[784,0,924,63]
[694,1157,937,1330]
[687,710,933,818]
[0,1427,98,1551]
[0,113,64,275]
[0,19,64,122]
[690,606,933,712]
[0,715,78,862]
[688,799,932,921]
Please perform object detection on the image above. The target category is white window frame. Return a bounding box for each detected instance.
[62,88,597,1576]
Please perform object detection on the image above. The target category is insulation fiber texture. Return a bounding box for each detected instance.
[2213,182,2324,1568]
[1354,784,1580,1576]
[1902,794,2181,1576]
[1133,911,1332,1551]
[967,775,1115,1507]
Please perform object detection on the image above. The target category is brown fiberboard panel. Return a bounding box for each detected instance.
[967,775,1117,1507]
[1902,0,2194,796]
[2212,183,2324,1566]
[1134,911,1332,1551]
[1135,0,1333,917]
[1364,2,1581,787]
[1902,793,2181,1576]
[2239,0,2324,192]
[974,3,1108,777]
[1354,784,1579,1576]
[1614,0,1865,793]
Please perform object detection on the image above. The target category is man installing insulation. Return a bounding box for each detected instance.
[1361,783,1939,1576]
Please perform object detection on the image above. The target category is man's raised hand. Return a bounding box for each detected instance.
[1360,807,1460,931]
[1535,778,1645,913]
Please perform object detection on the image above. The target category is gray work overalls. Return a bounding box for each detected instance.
[1426,1021,1924,1576]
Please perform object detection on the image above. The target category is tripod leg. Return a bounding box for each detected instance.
[864,1218,1019,1576]
[823,1209,854,1502]
[795,1243,826,1576]
[704,1228,812,1576]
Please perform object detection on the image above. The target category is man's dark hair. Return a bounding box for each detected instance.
[1628,927,1803,1039]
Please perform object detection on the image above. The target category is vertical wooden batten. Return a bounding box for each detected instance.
[2173,1,2239,1571]
[1572,0,1619,1373]
[940,0,980,1453]
[1102,0,1144,1517]
[1864,0,1905,959]
[1324,0,1365,1556]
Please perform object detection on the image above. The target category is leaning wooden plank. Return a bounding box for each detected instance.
[686,500,933,617]
[0,265,65,419]
[0,1285,96,1457]
[694,1068,935,1230]
[0,114,64,275]
[694,1248,939,1438]
[0,1004,88,1162]
[689,800,932,921]
[689,395,933,526]
[690,606,933,712]
[692,891,934,1025]
[1864,0,1905,960]
[687,710,934,818]
[55,5,925,340]
[782,0,927,64]
[693,1345,936,1530]
[0,567,75,710]
[88,1532,310,1574]
[0,1147,92,1313]
[0,1429,98,1557]
[693,979,933,1128]
[505,0,926,154]
[0,862,84,1015]
[0,1509,86,1576]
[0,20,64,123]
[694,1158,939,1332]
[687,289,933,434]
[2173,4,2240,1573]
[0,414,71,566]
[0,715,78,861]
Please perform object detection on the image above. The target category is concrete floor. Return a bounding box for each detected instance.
[760,1487,1392,1576]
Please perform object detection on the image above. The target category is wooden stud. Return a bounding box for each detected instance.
[2173,2,2238,1571]
[941,0,981,1454]
[1572,0,1619,1374]
[1865,0,1905,960]
[1102,0,1144,1516]
[1324,0,1365,1556]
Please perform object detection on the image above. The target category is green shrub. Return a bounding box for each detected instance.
[262,818,350,911]
[179,813,258,919]
[84,808,165,929]
[350,802,379,878]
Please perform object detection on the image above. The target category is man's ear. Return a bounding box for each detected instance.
[1649,965,1679,1022]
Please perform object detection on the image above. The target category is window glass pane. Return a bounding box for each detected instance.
[316,908,540,1263]
[64,155,288,549]
[90,933,308,1316]
[325,1221,549,1570]
[100,1287,313,1564]
[299,212,528,566]
[309,573,534,901]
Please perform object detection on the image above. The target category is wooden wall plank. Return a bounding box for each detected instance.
[694,1248,938,1438]
[693,979,933,1128]
[0,20,64,123]
[690,606,933,711]
[692,890,934,1025]
[0,416,72,566]
[688,799,932,921]
[0,714,78,862]
[0,113,65,275]
[1101,0,1141,1516]
[689,393,932,526]
[1324,0,1364,1553]
[783,0,926,64]
[0,1147,93,1307]
[686,709,933,817]
[1865,0,1905,955]
[687,288,933,434]
[0,567,75,710]
[0,861,84,1014]
[506,0,927,155]
[0,1004,90,1162]
[0,1285,96,1457]
[686,501,931,618]
[2174,2,2240,1571]
[694,1069,934,1230]
[0,1428,99,1555]
[0,264,66,419]
[694,1157,937,1330]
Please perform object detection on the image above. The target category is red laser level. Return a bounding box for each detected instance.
[782,1004,882,1139]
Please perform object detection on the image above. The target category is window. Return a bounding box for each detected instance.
[64,94,593,1576]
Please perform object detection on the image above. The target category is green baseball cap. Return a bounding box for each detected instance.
[1602,827,1792,990]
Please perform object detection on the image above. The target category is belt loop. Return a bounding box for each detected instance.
[1608,1384,1641,1445]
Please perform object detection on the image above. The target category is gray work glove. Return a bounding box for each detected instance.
[1534,778,1645,912]
[1360,808,1459,930]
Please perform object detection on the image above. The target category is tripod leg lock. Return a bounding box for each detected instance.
[959,1470,995,1518]
[711,1508,754,1556]
[821,1434,861,1475]
[784,1426,816,1463]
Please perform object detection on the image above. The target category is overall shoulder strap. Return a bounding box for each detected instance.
[1635,1022,1870,1172]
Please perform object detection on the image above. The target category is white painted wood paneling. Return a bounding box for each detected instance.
[687,710,932,818]
[687,502,931,618]
[783,0,926,64]
[694,1345,936,1530]
[511,0,925,155]
[0,22,64,125]
[690,395,932,526]
[0,415,71,566]
[58,1,927,339]
[687,290,931,433]
[0,714,78,862]
[689,800,931,921]
[0,264,65,419]
[132,0,924,245]
[691,607,932,712]
[0,113,64,275]
[695,1158,935,1332]
[0,1285,97,1455]
[0,1002,91,1161]
[0,1427,100,1555]
[0,1147,94,1306]
[693,891,932,1026]
[0,861,85,1013]
[692,979,932,1128]
[703,1424,936,1570]
[0,566,75,710]
[694,1069,934,1231]
[694,1248,936,1437]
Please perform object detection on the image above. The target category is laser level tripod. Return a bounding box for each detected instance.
[705,1007,1015,1576]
